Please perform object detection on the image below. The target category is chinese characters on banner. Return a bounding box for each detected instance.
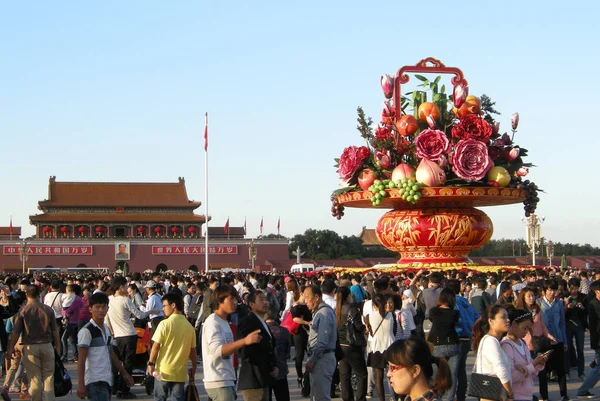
[3,246,94,255]
[152,245,238,255]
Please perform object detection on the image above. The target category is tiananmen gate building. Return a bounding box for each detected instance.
[0,176,289,273]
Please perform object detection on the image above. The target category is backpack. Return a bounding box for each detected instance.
[189,293,202,322]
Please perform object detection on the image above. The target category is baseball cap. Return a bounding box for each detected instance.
[144,280,157,289]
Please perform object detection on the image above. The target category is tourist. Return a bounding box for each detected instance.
[368,294,394,401]
[321,280,337,309]
[385,337,452,401]
[336,286,367,401]
[538,280,569,401]
[563,277,587,380]
[107,276,155,399]
[399,289,416,339]
[44,280,64,336]
[143,280,165,338]
[291,285,312,393]
[496,281,515,306]
[576,279,600,398]
[76,292,133,401]
[445,279,478,401]
[8,285,61,401]
[427,288,460,401]
[147,293,197,401]
[422,273,443,331]
[61,284,83,362]
[471,305,514,401]
[266,309,291,401]
[202,284,262,401]
[350,275,367,305]
[500,308,547,401]
[236,291,278,401]
[304,284,337,401]
[1,290,26,400]
[283,279,298,318]
[183,283,196,323]
[471,277,493,317]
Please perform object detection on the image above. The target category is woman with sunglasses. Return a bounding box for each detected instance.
[385,337,451,401]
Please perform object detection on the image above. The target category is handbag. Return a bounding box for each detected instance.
[346,309,366,348]
[532,335,553,354]
[280,311,300,335]
[54,351,72,397]
[467,336,505,401]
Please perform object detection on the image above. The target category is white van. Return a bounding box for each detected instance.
[290,263,316,273]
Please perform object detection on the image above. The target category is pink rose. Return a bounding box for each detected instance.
[414,129,450,161]
[337,146,370,182]
[450,139,493,181]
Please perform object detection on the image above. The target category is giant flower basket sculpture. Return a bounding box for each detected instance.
[331,58,539,267]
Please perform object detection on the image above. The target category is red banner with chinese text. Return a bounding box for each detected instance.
[151,245,238,255]
[3,246,94,255]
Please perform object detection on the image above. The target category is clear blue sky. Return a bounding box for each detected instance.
[1,1,598,246]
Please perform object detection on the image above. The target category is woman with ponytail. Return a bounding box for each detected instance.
[384,337,452,401]
[472,305,514,401]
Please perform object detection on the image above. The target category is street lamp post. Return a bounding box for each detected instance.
[546,240,555,268]
[18,239,29,274]
[522,214,544,266]
[248,239,258,272]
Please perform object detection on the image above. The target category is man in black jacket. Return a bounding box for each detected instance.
[236,291,278,401]
[577,280,600,398]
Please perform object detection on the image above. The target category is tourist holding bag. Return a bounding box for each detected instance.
[469,305,514,401]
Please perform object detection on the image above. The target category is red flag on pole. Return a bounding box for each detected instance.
[243,217,247,235]
[9,216,12,240]
[204,113,208,151]
[277,217,280,235]
[260,217,263,234]
[224,217,229,234]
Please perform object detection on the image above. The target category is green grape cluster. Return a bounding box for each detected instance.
[368,179,395,206]
[397,177,423,204]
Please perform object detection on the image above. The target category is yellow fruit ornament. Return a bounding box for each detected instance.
[487,166,511,187]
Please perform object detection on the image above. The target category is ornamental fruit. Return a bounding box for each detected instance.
[453,95,482,119]
[358,169,376,191]
[395,115,418,137]
[391,163,415,182]
[487,166,511,187]
[415,159,446,187]
[417,102,440,123]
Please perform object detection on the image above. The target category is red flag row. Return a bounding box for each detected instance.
[221,217,280,235]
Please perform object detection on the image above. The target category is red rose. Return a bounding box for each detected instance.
[414,129,450,161]
[451,114,493,143]
[450,139,493,181]
[337,146,370,182]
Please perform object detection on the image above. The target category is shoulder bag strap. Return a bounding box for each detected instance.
[51,292,60,308]
[371,312,387,336]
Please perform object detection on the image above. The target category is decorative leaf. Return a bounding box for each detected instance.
[434,76,441,84]
[441,84,446,94]
[414,74,428,82]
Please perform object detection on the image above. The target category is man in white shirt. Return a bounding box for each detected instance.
[106,276,156,399]
[43,280,64,336]
[321,279,337,309]
[202,285,262,401]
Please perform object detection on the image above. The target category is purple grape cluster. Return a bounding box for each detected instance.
[331,194,345,220]
[516,180,539,217]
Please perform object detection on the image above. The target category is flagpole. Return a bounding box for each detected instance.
[204,112,209,274]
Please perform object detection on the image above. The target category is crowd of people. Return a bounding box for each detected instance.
[0,267,598,401]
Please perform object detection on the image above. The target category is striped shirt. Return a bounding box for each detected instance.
[77,319,113,386]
